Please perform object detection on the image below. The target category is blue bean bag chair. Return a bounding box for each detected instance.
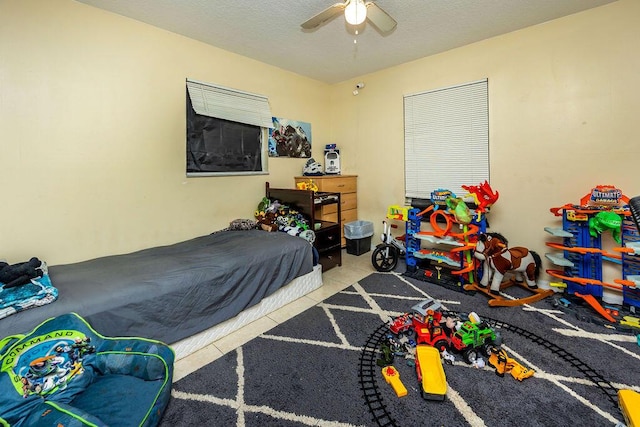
[0,313,174,426]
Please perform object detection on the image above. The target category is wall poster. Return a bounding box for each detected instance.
[268,117,312,158]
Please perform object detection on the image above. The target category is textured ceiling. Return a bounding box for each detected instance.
[75,0,617,84]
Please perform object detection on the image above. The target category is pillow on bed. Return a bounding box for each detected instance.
[229,218,258,230]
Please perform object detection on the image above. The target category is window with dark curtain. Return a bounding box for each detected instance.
[185,79,271,177]
[186,93,263,174]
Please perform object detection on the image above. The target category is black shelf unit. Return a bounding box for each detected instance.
[313,192,342,271]
[265,183,342,272]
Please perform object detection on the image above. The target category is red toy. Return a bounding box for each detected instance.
[461,180,499,216]
[388,299,451,352]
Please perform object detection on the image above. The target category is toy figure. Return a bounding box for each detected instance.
[462,180,499,215]
[376,341,395,367]
[0,257,44,289]
[445,196,472,225]
[588,211,622,243]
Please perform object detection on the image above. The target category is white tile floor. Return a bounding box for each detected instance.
[173,250,378,381]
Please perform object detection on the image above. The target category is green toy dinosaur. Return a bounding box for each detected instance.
[589,211,622,243]
[446,196,472,225]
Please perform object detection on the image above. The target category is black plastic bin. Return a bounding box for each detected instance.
[346,235,373,256]
[344,220,374,256]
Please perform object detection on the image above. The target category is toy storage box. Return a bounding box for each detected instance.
[344,220,374,256]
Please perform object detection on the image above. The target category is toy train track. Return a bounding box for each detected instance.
[359,313,619,427]
[472,313,620,408]
[359,323,398,427]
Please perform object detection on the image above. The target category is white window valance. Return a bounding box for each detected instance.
[186,79,273,128]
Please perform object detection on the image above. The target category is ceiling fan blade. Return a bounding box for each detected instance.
[365,2,397,33]
[301,2,347,30]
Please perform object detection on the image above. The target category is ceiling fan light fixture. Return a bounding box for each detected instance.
[344,0,367,25]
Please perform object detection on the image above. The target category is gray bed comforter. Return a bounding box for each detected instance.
[0,230,313,344]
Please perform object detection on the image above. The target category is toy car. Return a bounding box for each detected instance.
[388,299,451,351]
[449,313,502,364]
[388,312,414,337]
[415,345,447,401]
[618,389,640,427]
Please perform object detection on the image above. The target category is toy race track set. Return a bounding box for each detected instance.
[381,181,555,307]
[400,183,497,294]
[374,183,640,320]
[544,186,640,331]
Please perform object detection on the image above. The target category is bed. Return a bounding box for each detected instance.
[0,185,324,360]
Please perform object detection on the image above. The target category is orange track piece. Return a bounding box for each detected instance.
[573,292,616,322]
[601,251,622,261]
[448,224,480,238]
[450,245,476,253]
[614,279,638,288]
[545,242,604,254]
[546,243,622,260]
[416,205,435,217]
[612,247,638,255]
[451,263,475,275]
[429,210,453,236]
[550,203,630,217]
[546,270,601,285]
[546,270,624,291]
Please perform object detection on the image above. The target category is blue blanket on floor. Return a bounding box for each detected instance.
[0,265,58,320]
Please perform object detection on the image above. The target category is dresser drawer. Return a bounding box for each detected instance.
[317,176,357,193]
[318,246,342,271]
[339,208,358,247]
[341,192,357,210]
[341,208,358,226]
[315,225,341,249]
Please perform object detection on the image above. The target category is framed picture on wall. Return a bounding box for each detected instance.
[268,117,312,158]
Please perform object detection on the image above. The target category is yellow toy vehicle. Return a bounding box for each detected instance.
[415,345,447,401]
[618,389,640,427]
[488,347,534,381]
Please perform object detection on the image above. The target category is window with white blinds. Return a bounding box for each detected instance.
[186,79,272,176]
[404,79,489,200]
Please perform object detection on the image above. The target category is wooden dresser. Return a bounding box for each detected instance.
[295,175,357,247]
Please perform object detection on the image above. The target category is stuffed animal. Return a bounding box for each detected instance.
[255,211,278,232]
[0,257,44,289]
[228,218,258,231]
[255,197,313,235]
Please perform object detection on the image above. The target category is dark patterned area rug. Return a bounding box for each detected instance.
[159,272,640,426]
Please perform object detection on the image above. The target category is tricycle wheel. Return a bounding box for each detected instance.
[371,245,399,272]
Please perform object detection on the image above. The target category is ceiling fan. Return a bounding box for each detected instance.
[301,0,397,33]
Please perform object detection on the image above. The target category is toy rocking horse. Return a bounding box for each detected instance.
[464,233,554,307]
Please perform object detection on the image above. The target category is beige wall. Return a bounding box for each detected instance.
[2,0,638,277]
[331,0,639,282]
[0,0,331,264]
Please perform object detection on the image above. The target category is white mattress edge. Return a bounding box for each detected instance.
[171,264,322,360]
